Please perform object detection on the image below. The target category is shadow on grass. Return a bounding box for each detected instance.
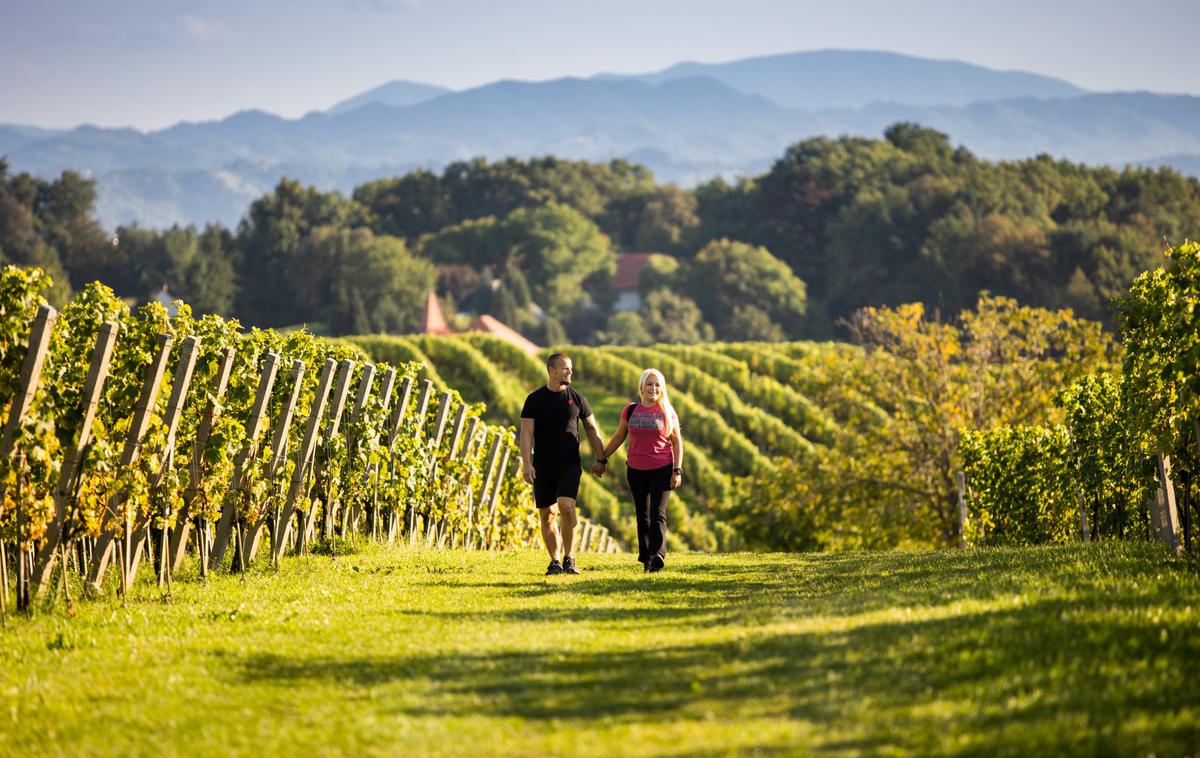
[232,585,1200,754]
[399,543,1194,627]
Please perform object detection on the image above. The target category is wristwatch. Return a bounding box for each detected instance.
[597,457,608,464]
[672,467,683,474]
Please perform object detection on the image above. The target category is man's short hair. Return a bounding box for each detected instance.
[546,352,570,370]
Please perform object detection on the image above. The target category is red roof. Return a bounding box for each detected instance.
[419,291,451,335]
[613,253,654,290]
[468,314,540,356]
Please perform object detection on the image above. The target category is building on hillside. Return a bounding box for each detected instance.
[612,253,655,312]
[417,291,539,356]
[418,290,452,335]
[468,314,540,356]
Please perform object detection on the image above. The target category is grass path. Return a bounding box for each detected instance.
[1,543,1198,756]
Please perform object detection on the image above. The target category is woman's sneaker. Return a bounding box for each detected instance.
[562,555,580,574]
[546,559,563,575]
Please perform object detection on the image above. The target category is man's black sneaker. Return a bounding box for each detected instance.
[546,559,563,575]
[647,554,665,573]
[562,555,580,574]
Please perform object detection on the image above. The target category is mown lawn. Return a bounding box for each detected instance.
[1,542,1198,756]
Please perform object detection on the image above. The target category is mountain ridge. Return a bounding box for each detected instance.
[2,49,1196,230]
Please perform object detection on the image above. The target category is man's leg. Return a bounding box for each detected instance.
[558,498,578,558]
[539,505,561,561]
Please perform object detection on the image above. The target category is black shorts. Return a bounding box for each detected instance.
[533,464,582,508]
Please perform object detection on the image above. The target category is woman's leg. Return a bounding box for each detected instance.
[647,465,672,565]
[626,467,653,564]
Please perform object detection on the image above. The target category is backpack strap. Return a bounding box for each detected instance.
[622,402,638,423]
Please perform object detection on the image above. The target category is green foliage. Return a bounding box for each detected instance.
[344,335,447,390]
[234,178,368,327]
[682,239,806,339]
[1116,240,1200,453]
[637,289,714,344]
[1058,373,1156,539]
[0,265,541,571]
[959,425,1078,546]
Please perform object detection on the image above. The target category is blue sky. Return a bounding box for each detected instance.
[3,0,1198,130]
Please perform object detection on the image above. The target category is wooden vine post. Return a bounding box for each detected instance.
[405,380,434,538]
[125,335,200,586]
[0,305,56,609]
[469,432,503,549]
[310,359,354,543]
[167,346,236,575]
[955,472,968,549]
[1154,454,1182,556]
[483,443,512,549]
[242,358,306,567]
[337,364,375,536]
[364,367,397,540]
[87,332,174,594]
[383,376,414,542]
[30,321,119,597]
[270,358,335,560]
[208,352,280,570]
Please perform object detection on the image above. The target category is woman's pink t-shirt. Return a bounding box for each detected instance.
[623,402,678,471]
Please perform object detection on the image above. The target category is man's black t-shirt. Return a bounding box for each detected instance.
[521,385,593,469]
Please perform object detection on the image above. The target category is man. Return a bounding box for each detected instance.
[520,352,607,575]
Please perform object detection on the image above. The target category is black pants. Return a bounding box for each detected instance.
[627,464,672,564]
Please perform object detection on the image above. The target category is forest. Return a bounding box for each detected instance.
[4,122,1199,345]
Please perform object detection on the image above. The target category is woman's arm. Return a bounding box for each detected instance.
[670,424,684,489]
[602,415,629,459]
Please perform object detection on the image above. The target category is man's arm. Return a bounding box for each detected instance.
[583,414,606,458]
[519,418,536,484]
[584,414,608,476]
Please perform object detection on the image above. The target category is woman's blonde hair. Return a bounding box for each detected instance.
[638,368,677,437]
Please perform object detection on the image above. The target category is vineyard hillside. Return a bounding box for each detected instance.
[350,334,864,550]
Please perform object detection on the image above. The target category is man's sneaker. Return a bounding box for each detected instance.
[546,559,563,575]
[647,554,665,573]
[562,555,580,574]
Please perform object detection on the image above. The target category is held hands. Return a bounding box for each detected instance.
[522,462,536,485]
[591,460,607,478]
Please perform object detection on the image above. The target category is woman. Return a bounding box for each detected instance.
[599,368,683,572]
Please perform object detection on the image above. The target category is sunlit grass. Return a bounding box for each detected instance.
[1,542,1197,756]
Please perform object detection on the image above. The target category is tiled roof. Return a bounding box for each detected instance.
[468,314,541,356]
[613,253,655,290]
[419,291,451,334]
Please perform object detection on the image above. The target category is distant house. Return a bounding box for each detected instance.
[418,290,452,335]
[612,253,654,312]
[417,291,539,356]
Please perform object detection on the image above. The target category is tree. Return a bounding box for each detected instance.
[415,215,509,268]
[639,289,713,344]
[328,232,435,336]
[682,239,806,339]
[738,294,1114,549]
[502,202,616,319]
[601,185,699,253]
[598,311,652,346]
[235,178,366,327]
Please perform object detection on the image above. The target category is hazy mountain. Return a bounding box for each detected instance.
[600,49,1086,109]
[0,123,66,160]
[326,79,451,115]
[4,50,1198,230]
